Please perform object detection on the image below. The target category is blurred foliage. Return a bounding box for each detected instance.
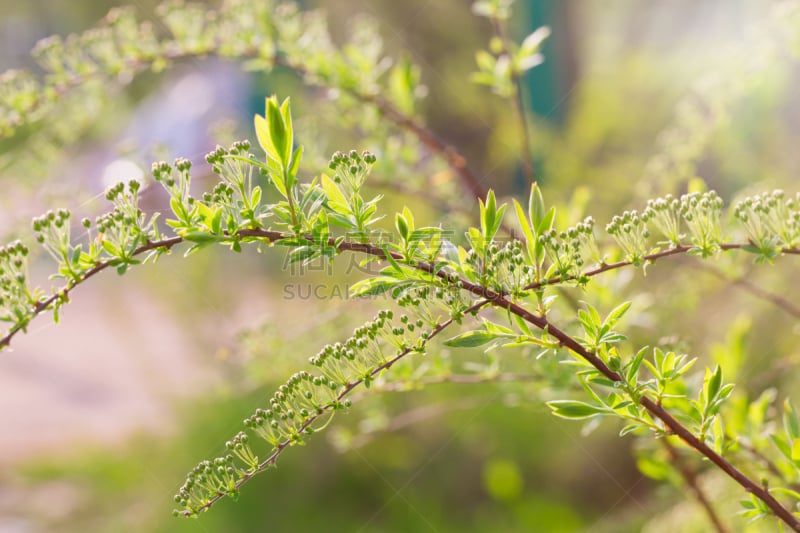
[1,0,800,532]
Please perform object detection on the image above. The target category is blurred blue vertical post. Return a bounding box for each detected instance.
[520,0,576,189]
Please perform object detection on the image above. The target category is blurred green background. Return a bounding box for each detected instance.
[1,1,799,532]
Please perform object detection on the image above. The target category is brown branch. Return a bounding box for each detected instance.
[525,243,800,292]
[471,290,800,529]
[662,438,730,533]
[353,91,489,200]
[736,440,800,493]
[314,233,800,529]
[0,236,182,350]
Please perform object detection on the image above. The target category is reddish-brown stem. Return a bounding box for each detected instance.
[525,243,800,292]
[473,287,800,529]
[354,92,489,200]
[0,236,182,350]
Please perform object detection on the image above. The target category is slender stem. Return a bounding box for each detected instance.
[8,40,489,203]
[353,91,489,200]
[662,438,730,533]
[689,261,800,320]
[0,236,182,350]
[349,372,545,401]
[735,439,800,493]
[490,17,536,183]
[525,243,800,292]
[182,299,490,516]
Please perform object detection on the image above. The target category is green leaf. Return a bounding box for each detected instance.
[321,173,350,214]
[254,113,279,164]
[626,346,648,385]
[348,277,398,298]
[771,487,800,501]
[519,26,551,56]
[211,206,223,235]
[267,96,288,166]
[475,50,495,71]
[512,198,538,263]
[636,455,672,481]
[605,301,632,327]
[536,206,555,235]
[280,96,293,165]
[169,197,188,223]
[479,190,497,240]
[388,55,416,114]
[706,366,722,403]
[101,239,121,257]
[182,231,221,244]
[619,424,641,437]
[771,434,792,462]
[529,183,544,228]
[791,438,800,462]
[481,318,514,336]
[249,187,262,210]
[444,330,501,348]
[547,400,608,420]
[529,183,549,231]
[395,212,409,241]
[287,145,303,183]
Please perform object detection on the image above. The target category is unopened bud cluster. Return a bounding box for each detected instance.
[539,217,598,281]
[398,284,474,329]
[677,191,723,257]
[329,150,377,191]
[0,241,34,332]
[606,210,651,265]
[31,210,87,280]
[606,192,725,263]
[644,195,682,246]
[734,190,800,252]
[203,141,267,229]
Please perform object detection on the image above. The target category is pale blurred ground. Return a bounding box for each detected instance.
[0,279,208,463]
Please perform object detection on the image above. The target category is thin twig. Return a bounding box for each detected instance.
[662,438,730,533]
[688,261,800,320]
[183,299,490,516]
[349,372,544,402]
[6,37,490,203]
[490,18,536,183]
[735,440,800,493]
